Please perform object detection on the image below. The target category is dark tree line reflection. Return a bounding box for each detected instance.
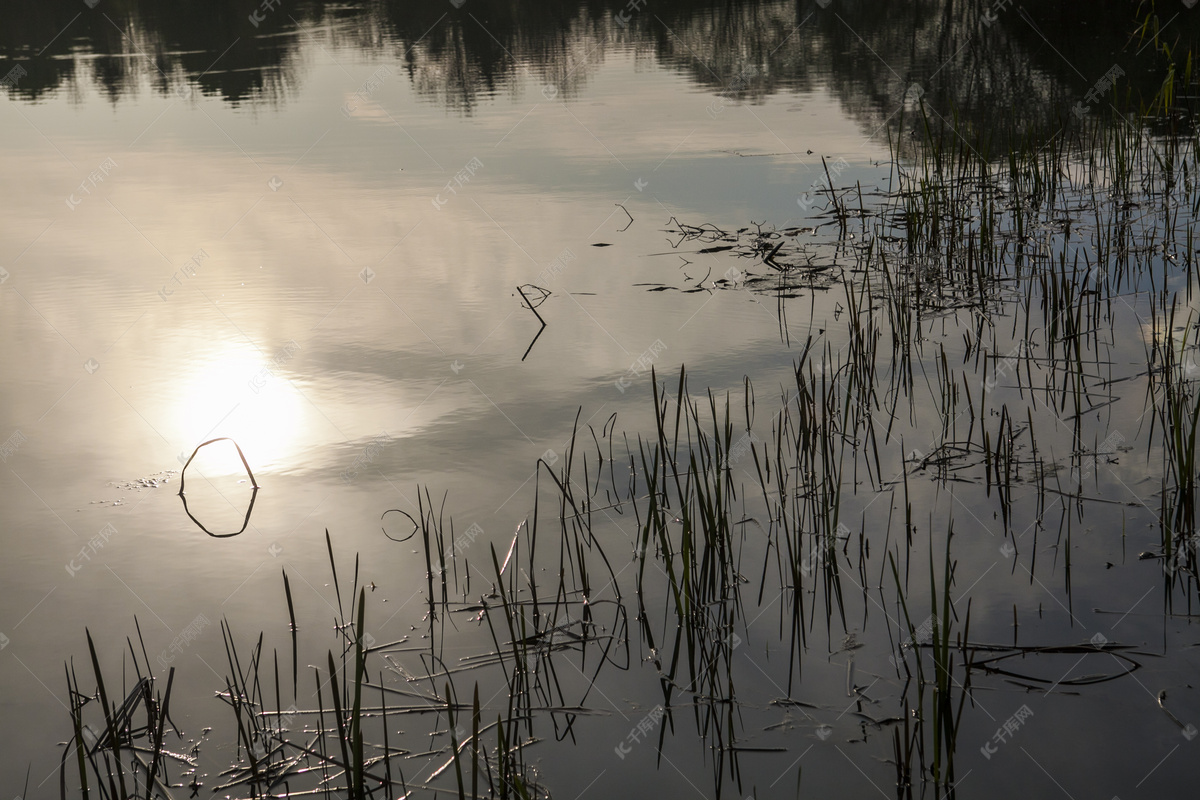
[0,1,1193,138]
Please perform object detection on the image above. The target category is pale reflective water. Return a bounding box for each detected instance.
[3,1,1200,798]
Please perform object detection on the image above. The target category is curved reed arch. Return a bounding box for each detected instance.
[177,437,260,495]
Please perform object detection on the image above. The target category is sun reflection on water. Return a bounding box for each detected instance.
[172,349,308,476]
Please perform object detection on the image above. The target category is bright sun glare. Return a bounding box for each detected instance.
[173,350,307,475]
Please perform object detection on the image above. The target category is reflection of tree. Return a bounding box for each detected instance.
[643,0,1193,150]
[0,0,299,105]
[384,1,616,111]
[0,0,1192,133]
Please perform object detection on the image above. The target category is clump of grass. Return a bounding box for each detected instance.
[890,528,972,792]
[63,622,181,800]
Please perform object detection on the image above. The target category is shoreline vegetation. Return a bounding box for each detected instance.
[55,8,1200,800]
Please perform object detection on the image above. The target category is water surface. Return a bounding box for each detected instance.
[2,2,1199,797]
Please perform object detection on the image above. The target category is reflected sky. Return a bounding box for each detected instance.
[0,35,890,498]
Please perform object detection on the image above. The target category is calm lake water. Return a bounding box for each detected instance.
[3,1,1200,798]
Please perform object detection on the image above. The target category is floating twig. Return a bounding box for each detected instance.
[516,284,549,360]
[381,509,418,543]
[615,203,634,232]
[178,437,259,493]
[179,487,259,538]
